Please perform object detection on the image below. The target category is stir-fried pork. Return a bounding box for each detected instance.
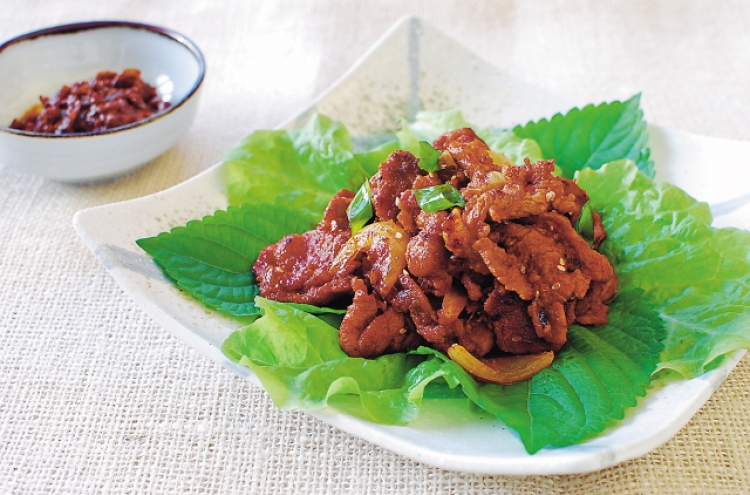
[253,128,618,360]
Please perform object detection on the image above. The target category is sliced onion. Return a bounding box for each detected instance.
[332,220,408,297]
[447,344,554,385]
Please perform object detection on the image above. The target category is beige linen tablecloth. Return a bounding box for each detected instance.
[1,1,749,493]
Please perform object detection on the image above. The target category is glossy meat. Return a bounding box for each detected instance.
[255,127,618,362]
[369,150,421,221]
[254,190,355,305]
[339,278,421,358]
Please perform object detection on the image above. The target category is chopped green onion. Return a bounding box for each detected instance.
[574,202,595,246]
[418,141,441,173]
[347,180,374,234]
[414,184,466,213]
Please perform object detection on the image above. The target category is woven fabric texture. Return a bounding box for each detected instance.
[1,1,749,494]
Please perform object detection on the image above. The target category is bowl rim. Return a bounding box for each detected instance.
[0,20,206,139]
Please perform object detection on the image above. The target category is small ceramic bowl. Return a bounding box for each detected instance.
[0,21,205,182]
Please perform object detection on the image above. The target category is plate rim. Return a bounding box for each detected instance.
[73,15,749,475]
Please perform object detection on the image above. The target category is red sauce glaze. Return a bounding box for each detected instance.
[10,69,170,134]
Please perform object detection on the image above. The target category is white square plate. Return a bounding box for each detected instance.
[74,17,750,475]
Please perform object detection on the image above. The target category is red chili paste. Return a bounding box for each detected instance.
[10,69,170,134]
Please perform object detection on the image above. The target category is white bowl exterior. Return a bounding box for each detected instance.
[0,91,200,182]
[0,24,203,182]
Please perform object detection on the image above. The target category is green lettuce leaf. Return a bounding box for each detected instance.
[225,114,371,226]
[138,103,750,453]
[136,203,310,317]
[513,94,654,179]
[222,287,664,453]
[285,303,347,315]
[396,109,544,166]
[222,298,436,424]
[479,129,545,166]
[576,160,750,377]
[395,109,471,154]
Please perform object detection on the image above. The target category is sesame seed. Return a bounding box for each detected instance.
[546,191,556,201]
[399,328,407,335]
[520,265,526,274]
[395,232,403,239]
[559,258,565,265]
[552,283,561,290]
[557,265,566,271]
